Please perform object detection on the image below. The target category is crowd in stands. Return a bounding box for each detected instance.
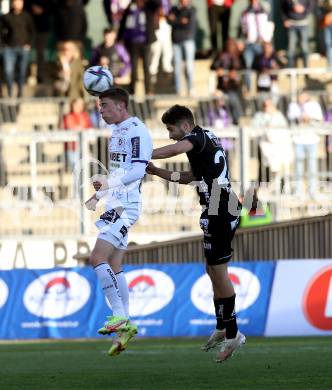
[0,0,331,99]
[0,0,332,201]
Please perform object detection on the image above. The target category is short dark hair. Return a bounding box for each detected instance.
[99,87,130,108]
[161,105,195,126]
[103,27,116,35]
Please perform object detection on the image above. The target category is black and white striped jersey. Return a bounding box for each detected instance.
[183,126,240,217]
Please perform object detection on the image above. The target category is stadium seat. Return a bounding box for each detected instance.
[17,100,60,131]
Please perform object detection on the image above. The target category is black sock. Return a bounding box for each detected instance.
[214,295,238,339]
[214,299,225,330]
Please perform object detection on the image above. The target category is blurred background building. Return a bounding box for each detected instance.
[0,0,331,249]
[0,0,331,344]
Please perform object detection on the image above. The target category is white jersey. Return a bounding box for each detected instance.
[106,116,152,206]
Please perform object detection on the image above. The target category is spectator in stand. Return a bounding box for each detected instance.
[25,0,52,83]
[287,92,324,198]
[318,0,332,69]
[160,0,171,14]
[207,91,232,128]
[168,0,197,96]
[253,41,279,93]
[1,0,35,97]
[324,103,332,125]
[240,0,272,91]
[207,90,234,160]
[103,0,131,28]
[63,97,92,170]
[53,0,88,53]
[118,0,160,95]
[90,27,131,85]
[149,2,173,85]
[252,98,291,183]
[53,40,84,100]
[281,0,314,68]
[253,98,288,128]
[323,102,332,172]
[210,38,244,124]
[207,0,234,55]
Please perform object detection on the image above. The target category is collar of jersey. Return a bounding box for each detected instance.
[182,125,202,140]
[113,116,136,129]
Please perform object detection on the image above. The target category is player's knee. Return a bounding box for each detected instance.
[89,248,102,267]
[89,252,96,267]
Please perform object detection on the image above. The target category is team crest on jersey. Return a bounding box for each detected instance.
[199,218,209,232]
[111,136,126,152]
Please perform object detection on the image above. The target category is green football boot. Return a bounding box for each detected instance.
[108,322,138,356]
[98,315,129,335]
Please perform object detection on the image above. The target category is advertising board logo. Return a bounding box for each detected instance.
[23,271,90,319]
[191,267,261,315]
[0,279,9,309]
[303,265,332,331]
[126,269,175,317]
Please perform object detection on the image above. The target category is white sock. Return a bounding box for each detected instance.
[94,262,126,317]
[116,271,129,318]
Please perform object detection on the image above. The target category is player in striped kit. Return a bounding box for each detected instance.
[147,105,245,363]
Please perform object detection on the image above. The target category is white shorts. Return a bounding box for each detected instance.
[96,203,141,249]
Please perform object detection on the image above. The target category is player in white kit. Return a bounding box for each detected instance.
[85,87,152,356]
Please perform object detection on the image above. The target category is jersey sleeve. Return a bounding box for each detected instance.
[130,125,153,164]
[182,131,205,153]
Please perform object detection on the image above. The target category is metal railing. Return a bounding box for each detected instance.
[209,67,332,100]
[124,214,332,264]
[0,125,331,237]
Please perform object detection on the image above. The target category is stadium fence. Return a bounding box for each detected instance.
[0,125,331,236]
[121,214,332,264]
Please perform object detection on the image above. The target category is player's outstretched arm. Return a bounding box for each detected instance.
[85,193,99,211]
[85,177,107,211]
[84,175,117,211]
[146,162,195,184]
[85,163,149,210]
[152,140,193,159]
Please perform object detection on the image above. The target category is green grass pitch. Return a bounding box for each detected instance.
[0,337,331,390]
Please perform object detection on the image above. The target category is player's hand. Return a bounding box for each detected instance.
[91,174,108,191]
[146,162,157,175]
[85,194,99,211]
[93,181,102,191]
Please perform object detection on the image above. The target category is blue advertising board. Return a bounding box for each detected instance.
[0,262,275,339]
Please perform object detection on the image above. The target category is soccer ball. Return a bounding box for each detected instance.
[83,66,114,96]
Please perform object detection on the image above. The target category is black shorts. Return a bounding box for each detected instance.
[199,209,239,266]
